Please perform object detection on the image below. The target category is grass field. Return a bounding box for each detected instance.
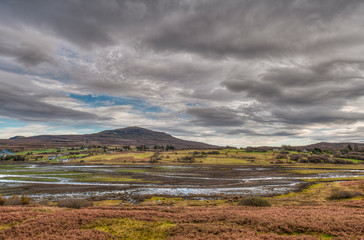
[68,149,364,168]
[77,150,276,165]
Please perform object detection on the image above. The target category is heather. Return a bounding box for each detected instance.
[0,202,362,239]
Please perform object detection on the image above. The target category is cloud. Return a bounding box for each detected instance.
[0,26,56,66]
[272,108,364,125]
[0,70,106,122]
[1,1,364,146]
[0,88,102,122]
[144,0,364,59]
[186,107,246,127]
[221,58,364,126]
[225,128,298,137]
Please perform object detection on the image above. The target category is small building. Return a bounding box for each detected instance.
[57,158,70,162]
[48,156,57,160]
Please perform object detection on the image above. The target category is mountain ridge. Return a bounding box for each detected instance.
[0,127,218,150]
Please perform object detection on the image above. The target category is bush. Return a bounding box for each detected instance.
[276,154,287,160]
[20,194,30,205]
[4,194,31,205]
[177,156,195,163]
[327,189,363,200]
[57,199,93,209]
[290,154,308,161]
[38,199,51,206]
[238,197,271,207]
[0,195,5,205]
[207,151,220,154]
[5,195,22,205]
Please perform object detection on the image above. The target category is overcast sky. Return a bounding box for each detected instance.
[1,0,364,147]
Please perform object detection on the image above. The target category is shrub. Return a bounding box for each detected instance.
[0,195,5,205]
[177,156,195,163]
[38,199,51,206]
[5,195,22,205]
[332,159,353,164]
[207,151,220,154]
[57,199,93,209]
[290,154,308,161]
[276,154,287,160]
[327,189,363,200]
[150,151,162,163]
[20,194,30,205]
[238,197,271,207]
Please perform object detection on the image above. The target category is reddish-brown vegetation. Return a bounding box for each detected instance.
[0,202,362,239]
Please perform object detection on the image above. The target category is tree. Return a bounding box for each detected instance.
[122,145,131,151]
[166,145,175,151]
[312,147,322,154]
[136,145,148,151]
[347,144,353,151]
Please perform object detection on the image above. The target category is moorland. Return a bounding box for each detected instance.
[0,128,363,239]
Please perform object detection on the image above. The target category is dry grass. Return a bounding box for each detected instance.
[78,150,278,165]
[270,180,364,206]
[80,152,154,164]
[57,199,93,209]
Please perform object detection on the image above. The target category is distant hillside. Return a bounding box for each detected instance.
[9,136,25,140]
[302,142,364,150]
[0,127,218,150]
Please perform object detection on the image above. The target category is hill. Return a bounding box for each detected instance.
[301,142,364,150]
[0,127,218,150]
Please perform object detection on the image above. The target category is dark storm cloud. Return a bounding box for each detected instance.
[186,107,245,127]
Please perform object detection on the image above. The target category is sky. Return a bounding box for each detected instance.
[1,0,364,147]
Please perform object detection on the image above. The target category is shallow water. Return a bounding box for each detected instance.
[0,163,363,199]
